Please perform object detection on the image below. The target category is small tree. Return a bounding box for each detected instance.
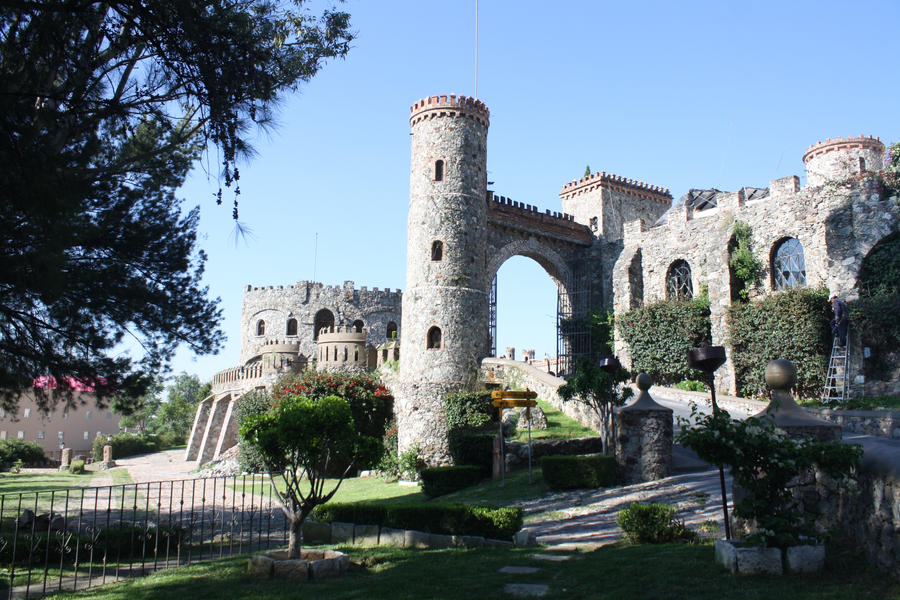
[557,356,633,453]
[240,395,369,558]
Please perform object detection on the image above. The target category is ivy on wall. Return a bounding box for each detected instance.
[728,220,764,302]
[728,288,831,399]
[618,294,711,385]
[850,232,900,379]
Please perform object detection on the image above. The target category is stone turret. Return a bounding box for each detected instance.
[802,135,884,188]
[395,94,491,465]
[317,326,368,372]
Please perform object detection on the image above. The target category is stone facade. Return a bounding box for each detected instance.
[612,136,898,395]
[240,280,401,367]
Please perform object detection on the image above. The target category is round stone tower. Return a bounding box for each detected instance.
[802,135,885,188]
[395,94,491,466]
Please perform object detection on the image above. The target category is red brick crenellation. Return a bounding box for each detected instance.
[409,94,490,128]
[559,171,672,205]
[802,135,884,164]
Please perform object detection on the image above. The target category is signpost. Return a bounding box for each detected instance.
[491,389,537,484]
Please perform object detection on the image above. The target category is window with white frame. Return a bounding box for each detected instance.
[37,431,44,440]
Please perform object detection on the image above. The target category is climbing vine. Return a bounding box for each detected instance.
[728,221,764,302]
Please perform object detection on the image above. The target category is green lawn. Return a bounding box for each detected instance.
[511,398,597,441]
[233,466,551,508]
[0,470,97,497]
[42,542,899,600]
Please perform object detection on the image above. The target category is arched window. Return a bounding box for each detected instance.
[313,309,334,340]
[666,260,693,300]
[427,326,442,349]
[352,319,364,333]
[286,318,298,336]
[431,240,443,261]
[343,347,348,361]
[386,321,398,340]
[772,238,807,290]
[434,160,444,181]
[256,320,265,336]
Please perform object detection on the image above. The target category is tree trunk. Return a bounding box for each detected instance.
[287,516,304,559]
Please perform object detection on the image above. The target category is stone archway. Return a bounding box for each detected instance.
[486,238,575,308]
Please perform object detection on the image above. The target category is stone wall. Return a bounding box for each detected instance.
[481,358,602,434]
[240,280,401,365]
[804,407,900,440]
[613,169,899,395]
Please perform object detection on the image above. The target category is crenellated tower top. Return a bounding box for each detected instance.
[409,94,490,128]
[802,135,884,164]
[559,170,672,205]
[802,135,885,188]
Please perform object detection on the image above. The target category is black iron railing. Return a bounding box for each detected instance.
[0,476,287,599]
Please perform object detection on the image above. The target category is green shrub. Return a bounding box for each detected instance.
[728,288,830,399]
[69,459,86,474]
[0,524,188,565]
[540,454,616,490]
[675,380,707,392]
[445,391,495,430]
[420,465,484,498]
[616,502,697,544]
[234,389,274,472]
[311,502,523,540]
[273,370,393,469]
[618,299,711,385]
[92,433,159,461]
[448,430,495,475]
[0,439,46,468]
[849,292,900,380]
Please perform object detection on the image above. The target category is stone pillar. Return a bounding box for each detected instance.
[615,374,673,483]
[102,444,113,462]
[59,448,72,471]
[505,347,516,361]
[754,359,841,441]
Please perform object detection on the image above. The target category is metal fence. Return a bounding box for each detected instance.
[0,476,288,599]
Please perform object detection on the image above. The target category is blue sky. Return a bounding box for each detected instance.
[167,0,900,383]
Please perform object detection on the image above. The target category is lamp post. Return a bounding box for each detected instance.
[687,344,731,540]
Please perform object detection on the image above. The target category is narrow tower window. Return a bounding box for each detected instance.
[286,318,298,336]
[256,320,265,336]
[859,157,866,172]
[431,240,443,261]
[427,326,442,349]
[434,160,444,181]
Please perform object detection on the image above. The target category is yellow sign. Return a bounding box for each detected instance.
[490,389,537,400]
[492,398,537,408]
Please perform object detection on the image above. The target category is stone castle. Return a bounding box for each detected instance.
[190,93,898,467]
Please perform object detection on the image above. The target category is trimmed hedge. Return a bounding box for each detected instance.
[849,292,900,379]
[618,299,711,385]
[541,454,616,490]
[728,288,831,399]
[616,502,696,544]
[91,432,158,460]
[420,465,484,498]
[311,502,523,540]
[448,430,494,475]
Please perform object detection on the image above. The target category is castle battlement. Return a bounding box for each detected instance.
[244,280,401,301]
[318,325,367,339]
[486,191,594,244]
[559,171,672,205]
[802,135,884,164]
[409,94,490,127]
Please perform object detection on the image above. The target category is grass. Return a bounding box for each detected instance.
[41,542,900,600]
[0,470,97,497]
[233,466,551,508]
[800,395,900,410]
[511,398,597,441]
